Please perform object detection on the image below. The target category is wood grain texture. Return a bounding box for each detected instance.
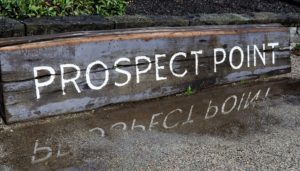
[0,24,291,123]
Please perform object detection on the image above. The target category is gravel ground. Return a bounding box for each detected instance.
[126,0,300,16]
[292,55,300,79]
[81,95,300,170]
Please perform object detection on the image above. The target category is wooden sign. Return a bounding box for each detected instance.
[0,24,291,123]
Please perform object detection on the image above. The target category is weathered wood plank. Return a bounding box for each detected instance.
[0,24,287,47]
[0,24,291,123]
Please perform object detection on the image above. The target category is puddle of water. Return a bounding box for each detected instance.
[0,78,300,170]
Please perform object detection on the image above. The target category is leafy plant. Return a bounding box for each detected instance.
[239,80,248,85]
[184,85,194,96]
[95,0,127,16]
[292,44,300,52]
[0,0,128,19]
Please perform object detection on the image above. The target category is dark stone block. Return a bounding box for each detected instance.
[189,13,300,26]
[0,17,25,38]
[23,15,114,36]
[246,13,300,26]
[107,15,189,29]
[189,13,251,26]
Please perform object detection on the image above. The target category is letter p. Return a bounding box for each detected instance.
[214,48,226,73]
[34,66,55,99]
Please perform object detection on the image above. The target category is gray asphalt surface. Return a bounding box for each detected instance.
[104,97,300,170]
[53,93,300,170]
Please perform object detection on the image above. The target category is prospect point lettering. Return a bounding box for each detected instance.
[34,43,279,99]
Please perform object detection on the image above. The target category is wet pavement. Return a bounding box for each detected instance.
[0,78,300,170]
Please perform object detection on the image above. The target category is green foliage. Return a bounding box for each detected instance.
[95,0,127,16]
[292,44,300,52]
[0,0,128,19]
[239,80,248,85]
[184,85,194,96]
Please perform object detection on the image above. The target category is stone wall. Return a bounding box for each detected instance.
[0,12,299,38]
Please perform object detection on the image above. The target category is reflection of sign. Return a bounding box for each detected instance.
[31,86,270,165]
[89,87,270,136]
[0,24,290,123]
